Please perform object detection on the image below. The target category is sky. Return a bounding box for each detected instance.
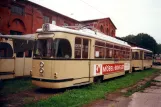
[30,0,161,43]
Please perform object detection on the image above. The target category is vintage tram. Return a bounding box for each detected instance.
[0,24,154,89]
[131,47,153,71]
[30,24,131,88]
[0,36,34,79]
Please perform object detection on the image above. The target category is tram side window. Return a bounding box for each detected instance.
[0,49,5,57]
[144,52,152,60]
[75,38,81,58]
[16,52,24,57]
[75,37,89,59]
[125,48,130,59]
[0,42,13,58]
[114,45,120,59]
[132,52,139,60]
[25,50,32,58]
[95,41,105,58]
[105,43,113,58]
[57,39,72,58]
[140,51,143,59]
[82,39,89,59]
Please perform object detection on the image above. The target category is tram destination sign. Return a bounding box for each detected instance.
[94,63,124,75]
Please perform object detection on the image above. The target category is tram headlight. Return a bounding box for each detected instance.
[54,72,58,78]
[39,68,44,73]
[40,61,44,67]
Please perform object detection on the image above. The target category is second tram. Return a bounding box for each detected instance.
[131,47,153,71]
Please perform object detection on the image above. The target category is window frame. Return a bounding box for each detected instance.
[74,37,90,59]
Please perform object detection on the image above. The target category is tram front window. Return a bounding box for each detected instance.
[34,38,72,59]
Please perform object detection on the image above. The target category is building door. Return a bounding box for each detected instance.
[10,30,22,35]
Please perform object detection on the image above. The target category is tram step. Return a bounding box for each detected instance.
[73,81,91,87]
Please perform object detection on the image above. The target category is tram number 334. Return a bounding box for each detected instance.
[94,63,124,75]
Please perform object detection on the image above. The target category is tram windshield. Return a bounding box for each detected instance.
[34,38,72,59]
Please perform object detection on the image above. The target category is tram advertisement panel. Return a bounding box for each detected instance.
[94,63,124,75]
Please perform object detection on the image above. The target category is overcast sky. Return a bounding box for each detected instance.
[30,0,161,43]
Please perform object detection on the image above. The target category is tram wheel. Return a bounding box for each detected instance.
[94,76,103,83]
[132,67,135,72]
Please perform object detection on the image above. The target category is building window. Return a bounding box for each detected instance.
[100,25,104,33]
[43,16,50,23]
[52,20,56,25]
[106,28,109,35]
[64,23,68,26]
[11,5,24,15]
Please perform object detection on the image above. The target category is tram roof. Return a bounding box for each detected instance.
[131,47,152,53]
[37,24,131,47]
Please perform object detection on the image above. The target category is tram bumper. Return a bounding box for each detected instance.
[32,77,73,89]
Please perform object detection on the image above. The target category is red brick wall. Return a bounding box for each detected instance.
[81,18,116,37]
[0,0,77,35]
[0,0,116,37]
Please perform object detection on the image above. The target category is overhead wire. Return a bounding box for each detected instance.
[78,0,108,17]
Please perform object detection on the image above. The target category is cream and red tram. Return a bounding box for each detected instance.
[131,47,153,71]
[31,24,131,88]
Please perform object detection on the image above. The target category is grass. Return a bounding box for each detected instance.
[0,77,35,96]
[124,80,152,96]
[25,68,159,107]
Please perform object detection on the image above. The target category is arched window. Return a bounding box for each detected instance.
[0,42,13,58]
[100,25,104,33]
[106,28,109,35]
[57,39,72,58]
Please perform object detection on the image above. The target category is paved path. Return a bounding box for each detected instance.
[128,75,161,107]
[86,68,161,107]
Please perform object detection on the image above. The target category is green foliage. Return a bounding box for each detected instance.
[157,44,161,54]
[122,33,158,53]
[25,69,159,107]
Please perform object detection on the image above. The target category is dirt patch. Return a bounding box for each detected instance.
[0,88,65,107]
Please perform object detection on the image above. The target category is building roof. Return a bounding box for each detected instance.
[80,17,117,29]
[24,0,78,22]
[26,0,116,29]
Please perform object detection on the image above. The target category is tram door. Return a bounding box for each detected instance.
[15,51,32,77]
[14,40,33,77]
[15,52,25,77]
[24,50,32,76]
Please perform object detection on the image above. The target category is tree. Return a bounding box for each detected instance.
[157,44,161,54]
[122,33,158,53]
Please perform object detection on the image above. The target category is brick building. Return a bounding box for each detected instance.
[81,18,116,37]
[0,0,116,37]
